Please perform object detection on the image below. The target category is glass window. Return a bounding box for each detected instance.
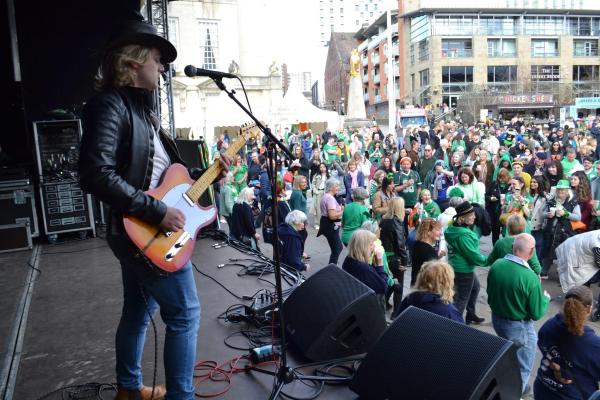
[567,17,599,36]
[420,69,429,87]
[418,39,429,61]
[410,44,415,66]
[433,15,475,36]
[442,39,472,58]
[410,15,431,43]
[531,39,559,57]
[573,40,599,57]
[199,19,219,70]
[524,16,564,35]
[573,65,600,81]
[479,16,516,35]
[487,38,517,57]
[531,65,560,82]
[442,66,473,84]
[487,65,518,83]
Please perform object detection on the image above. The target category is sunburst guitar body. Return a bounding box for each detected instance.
[123,123,258,273]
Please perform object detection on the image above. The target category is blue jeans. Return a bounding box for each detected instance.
[492,315,536,393]
[531,230,544,263]
[112,237,201,400]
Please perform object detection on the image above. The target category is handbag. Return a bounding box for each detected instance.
[570,220,587,231]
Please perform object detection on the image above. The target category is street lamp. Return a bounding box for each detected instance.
[339,97,345,115]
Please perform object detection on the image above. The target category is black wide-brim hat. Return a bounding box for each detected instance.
[453,201,474,220]
[106,20,177,63]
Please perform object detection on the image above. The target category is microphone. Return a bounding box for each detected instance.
[184,65,237,79]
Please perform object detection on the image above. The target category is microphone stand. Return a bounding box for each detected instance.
[210,77,298,399]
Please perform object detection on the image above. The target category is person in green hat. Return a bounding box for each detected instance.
[540,179,582,279]
[444,201,488,324]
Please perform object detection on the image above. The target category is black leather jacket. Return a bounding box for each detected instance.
[79,86,186,236]
[379,216,409,266]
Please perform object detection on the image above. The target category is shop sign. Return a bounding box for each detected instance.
[575,97,600,109]
[499,94,554,105]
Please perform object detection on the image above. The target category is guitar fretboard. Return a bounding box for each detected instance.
[185,127,254,203]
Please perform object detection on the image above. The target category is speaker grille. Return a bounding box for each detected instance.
[283,265,386,361]
[350,306,521,400]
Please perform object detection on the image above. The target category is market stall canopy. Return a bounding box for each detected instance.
[205,91,255,128]
[274,85,342,129]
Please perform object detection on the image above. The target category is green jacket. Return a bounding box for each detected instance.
[289,189,307,213]
[445,225,487,273]
[487,256,549,321]
[341,202,371,245]
[485,236,541,275]
[218,183,237,217]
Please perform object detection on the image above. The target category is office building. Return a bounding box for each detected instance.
[319,0,388,46]
[398,0,600,119]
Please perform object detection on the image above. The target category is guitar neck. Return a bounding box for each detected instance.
[185,135,247,203]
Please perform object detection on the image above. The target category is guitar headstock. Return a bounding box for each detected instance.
[239,122,261,143]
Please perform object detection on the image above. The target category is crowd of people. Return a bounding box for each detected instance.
[215,115,600,399]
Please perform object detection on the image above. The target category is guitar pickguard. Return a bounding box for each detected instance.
[162,183,218,237]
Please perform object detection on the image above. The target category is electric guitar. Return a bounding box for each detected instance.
[123,123,259,273]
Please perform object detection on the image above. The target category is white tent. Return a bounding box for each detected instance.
[274,85,342,130]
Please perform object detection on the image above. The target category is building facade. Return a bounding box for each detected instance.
[318,0,388,46]
[355,11,400,125]
[167,0,285,141]
[324,32,357,114]
[399,0,600,120]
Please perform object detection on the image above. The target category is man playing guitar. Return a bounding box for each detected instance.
[79,17,229,400]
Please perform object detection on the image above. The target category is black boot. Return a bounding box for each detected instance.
[466,314,485,325]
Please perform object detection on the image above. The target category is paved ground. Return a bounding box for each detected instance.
[1,206,598,399]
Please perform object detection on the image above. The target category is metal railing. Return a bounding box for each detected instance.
[488,50,517,58]
[441,49,473,58]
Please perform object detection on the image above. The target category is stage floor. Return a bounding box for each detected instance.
[1,224,598,399]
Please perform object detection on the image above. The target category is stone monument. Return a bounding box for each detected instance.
[344,49,371,129]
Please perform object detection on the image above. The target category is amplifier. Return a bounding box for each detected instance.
[39,179,96,236]
[32,119,81,181]
[0,224,32,253]
[0,182,39,238]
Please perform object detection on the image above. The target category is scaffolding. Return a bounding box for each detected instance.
[145,0,176,137]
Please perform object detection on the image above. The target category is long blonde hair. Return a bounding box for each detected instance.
[415,261,455,304]
[348,229,376,264]
[95,44,152,90]
[383,197,405,220]
[292,175,306,190]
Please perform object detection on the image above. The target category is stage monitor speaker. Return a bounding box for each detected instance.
[349,306,521,400]
[282,264,387,361]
